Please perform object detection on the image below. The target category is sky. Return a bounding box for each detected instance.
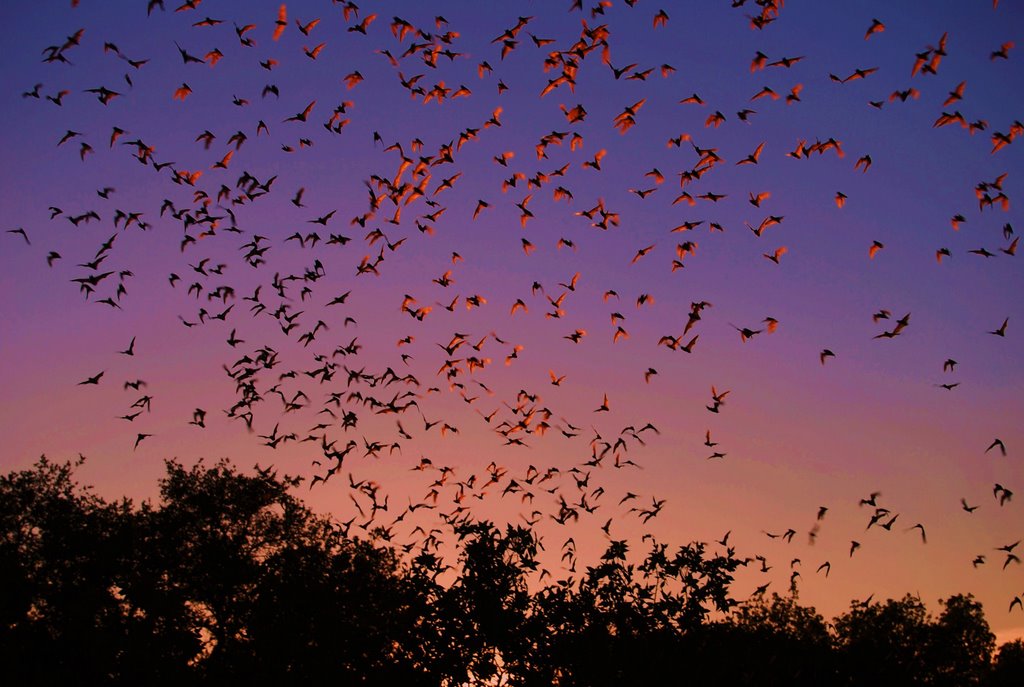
[1,0,1022,639]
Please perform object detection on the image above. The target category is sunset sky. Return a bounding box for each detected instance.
[1,0,1022,639]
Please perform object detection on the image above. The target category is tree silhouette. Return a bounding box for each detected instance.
[990,639,1024,687]
[0,455,196,686]
[1,456,1018,686]
[835,594,933,684]
[1,457,442,685]
[931,594,997,686]
[146,459,441,684]
[834,593,997,687]
[719,592,836,685]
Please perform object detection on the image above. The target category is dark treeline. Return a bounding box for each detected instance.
[2,457,1021,686]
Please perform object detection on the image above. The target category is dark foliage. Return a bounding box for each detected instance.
[1,457,1015,686]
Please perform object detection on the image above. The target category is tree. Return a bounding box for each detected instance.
[833,593,996,686]
[930,594,995,686]
[524,538,745,686]
[988,639,1024,687]
[0,457,444,685]
[438,521,541,686]
[138,458,443,684]
[0,456,198,685]
[834,594,933,685]
[720,592,837,685]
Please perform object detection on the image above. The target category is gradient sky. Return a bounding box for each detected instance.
[1,0,1022,640]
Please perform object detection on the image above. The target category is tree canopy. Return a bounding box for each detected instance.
[2,456,1019,686]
